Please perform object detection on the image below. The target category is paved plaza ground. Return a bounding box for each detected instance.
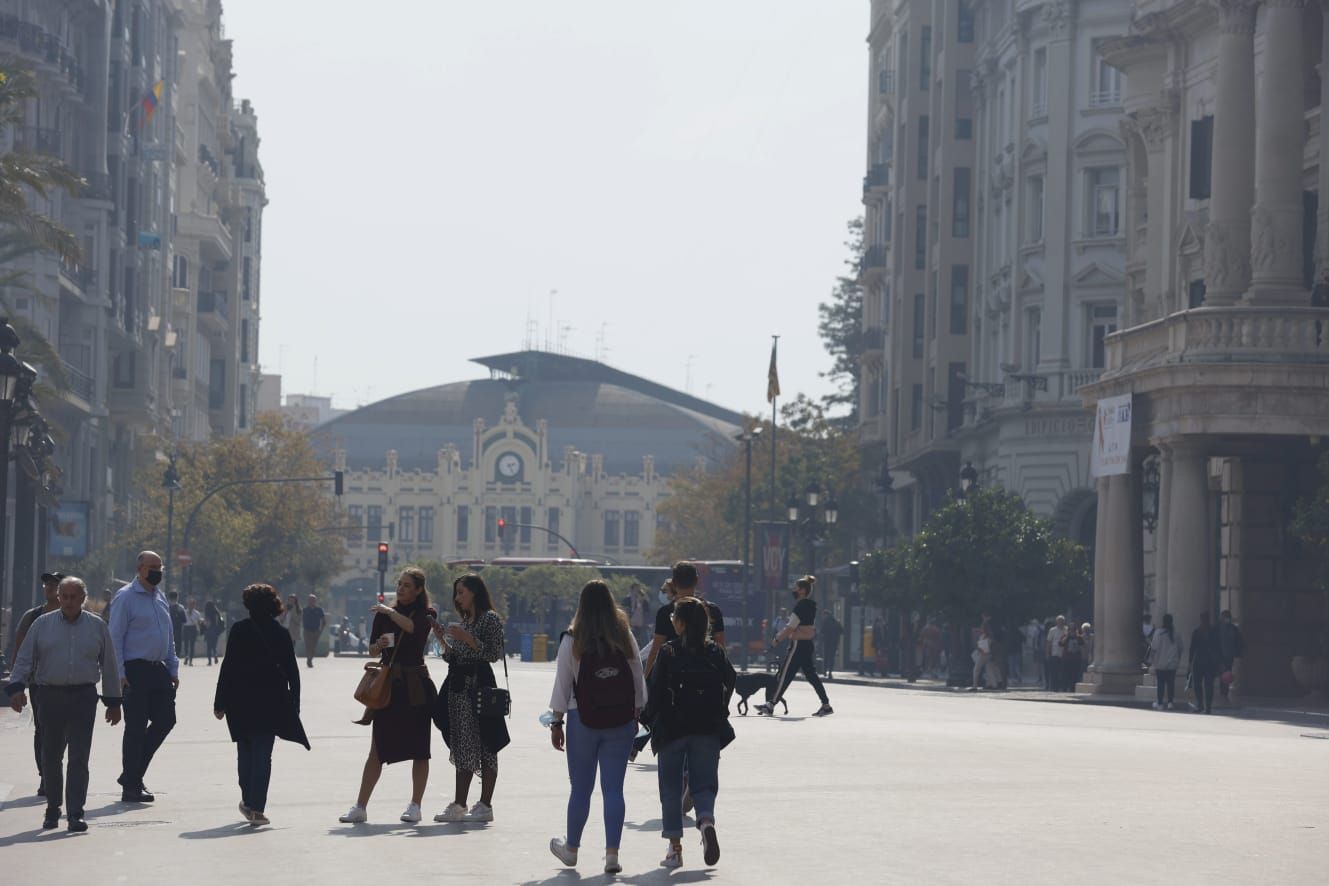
[1,656,1325,885]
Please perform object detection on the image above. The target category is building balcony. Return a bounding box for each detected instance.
[197,290,228,335]
[862,163,891,200]
[859,244,888,278]
[0,15,85,92]
[1105,307,1329,375]
[177,212,233,261]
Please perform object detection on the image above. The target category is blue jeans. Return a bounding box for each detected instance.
[237,733,276,813]
[657,734,721,839]
[564,709,636,849]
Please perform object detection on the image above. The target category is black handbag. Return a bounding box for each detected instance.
[472,654,511,718]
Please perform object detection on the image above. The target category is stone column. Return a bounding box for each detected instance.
[1037,0,1075,372]
[1202,0,1259,305]
[1152,445,1173,621]
[1164,439,1213,681]
[1091,477,1108,671]
[1315,3,1329,298]
[1247,0,1311,305]
[1086,470,1144,693]
[1130,102,1178,317]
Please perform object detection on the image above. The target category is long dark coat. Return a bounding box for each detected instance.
[214,617,311,749]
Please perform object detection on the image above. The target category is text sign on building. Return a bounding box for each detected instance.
[1090,394,1132,477]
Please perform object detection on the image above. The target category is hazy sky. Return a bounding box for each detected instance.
[224,0,866,419]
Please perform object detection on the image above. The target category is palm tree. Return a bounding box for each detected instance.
[0,63,84,260]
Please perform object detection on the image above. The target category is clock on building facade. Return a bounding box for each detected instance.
[496,452,524,482]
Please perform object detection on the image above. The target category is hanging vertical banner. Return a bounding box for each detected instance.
[754,520,790,592]
[1090,393,1132,477]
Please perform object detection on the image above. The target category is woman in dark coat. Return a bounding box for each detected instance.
[339,568,438,825]
[213,583,309,825]
[430,573,509,823]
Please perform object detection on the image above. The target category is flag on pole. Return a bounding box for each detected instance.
[140,80,164,127]
[766,340,780,403]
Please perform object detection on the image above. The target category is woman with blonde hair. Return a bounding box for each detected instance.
[546,581,647,874]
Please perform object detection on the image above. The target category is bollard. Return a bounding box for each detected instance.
[533,633,548,663]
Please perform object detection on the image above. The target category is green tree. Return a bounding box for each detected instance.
[653,395,879,571]
[82,415,347,600]
[817,217,864,425]
[0,64,83,260]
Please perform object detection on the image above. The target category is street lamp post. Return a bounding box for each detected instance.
[786,482,838,581]
[163,453,181,596]
[0,320,30,665]
[949,461,982,686]
[735,425,762,670]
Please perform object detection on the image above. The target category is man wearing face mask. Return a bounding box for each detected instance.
[756,576,832,717]
[108,551,179,803]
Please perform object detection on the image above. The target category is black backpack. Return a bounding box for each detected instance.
[667,644,727,728]
[574,646,636,729]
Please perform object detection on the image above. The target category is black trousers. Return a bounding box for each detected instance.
[121,660,177,789]
[36,684,98,817]
[30,684,43,785]
[236,734,276,813]
[1193,671,1215,713]
[1155,669,1176,705]
[768,640,829,706]
[182,626,198,663]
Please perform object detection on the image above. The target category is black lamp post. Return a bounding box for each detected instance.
[735,425,762,669]
[0,319,28,666]
[959,461,979,497]
[787,482,838,578]
[163,453,181,596]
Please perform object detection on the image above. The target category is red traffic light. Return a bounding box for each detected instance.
[497,518,506,538]
[377,592,385,603]
[377,542,389,554]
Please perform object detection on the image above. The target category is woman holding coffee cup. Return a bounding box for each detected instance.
[338,568,438,825]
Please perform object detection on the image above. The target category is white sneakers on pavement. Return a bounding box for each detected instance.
[463,801,493,822]
[549,838,578,866]
[604,850,621,874]
[434,802,467,823]
[400,803,422,823]
[661,845,683,868]
[338,805,367,823]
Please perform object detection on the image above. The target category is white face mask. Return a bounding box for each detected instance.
[659,590,671,606]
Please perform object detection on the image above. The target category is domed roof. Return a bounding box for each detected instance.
[310,351,743,475]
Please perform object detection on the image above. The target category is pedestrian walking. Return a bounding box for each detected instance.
[1046,616,1068,691]
[1062,623,1085,690]
[755,576,832,717]
[302,594,326,668]
[1142,611,1156,667]
[277,594,299,643]
[631,579,678,762]
[6,576,123,831]
[1148,613,1183,710]
[340,568,438,824]
[203,599,225,665]
[213,584,310,826]
[182,598,203,665]
[644,596,736,869]
[1217,610,1245,702]
[645,562,725,677]
[1189,612,1222,714]
[13,570,62,797]
[821,611,843,679]
[167,591,187,658]
[547,580,647,875]
[429,573,509,824]
[108,551,179,804]
[969,624,1001,691]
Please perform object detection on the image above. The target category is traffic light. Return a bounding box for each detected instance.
[334,470,344,496]
[496,517,506,539]
[377,591,385,603]
[377,542,389,572]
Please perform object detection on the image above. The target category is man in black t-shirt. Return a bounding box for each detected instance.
[644,561,725,678]
[756,575,832,717]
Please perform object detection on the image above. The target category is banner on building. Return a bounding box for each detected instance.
[1090,393,1132,477]
[49,502,90,559]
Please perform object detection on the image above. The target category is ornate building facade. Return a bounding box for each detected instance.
[1081,0,1329,698]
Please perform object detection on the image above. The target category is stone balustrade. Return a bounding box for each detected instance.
[1105,307,1329,372]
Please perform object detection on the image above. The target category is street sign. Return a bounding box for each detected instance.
[177,551,192,566]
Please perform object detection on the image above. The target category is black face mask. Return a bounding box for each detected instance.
[145,569,163,586]
[792,591,800,601]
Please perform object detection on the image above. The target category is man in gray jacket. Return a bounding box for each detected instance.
[6,577,123,832]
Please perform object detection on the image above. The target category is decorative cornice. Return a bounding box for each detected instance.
[1211,0,1260,35]
[1041,0,1078,40]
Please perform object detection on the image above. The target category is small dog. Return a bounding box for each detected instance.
[734,672,786,716]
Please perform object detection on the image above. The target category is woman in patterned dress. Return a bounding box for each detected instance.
[431,573,510,823]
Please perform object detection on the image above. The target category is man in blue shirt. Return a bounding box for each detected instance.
[108,551,179,803]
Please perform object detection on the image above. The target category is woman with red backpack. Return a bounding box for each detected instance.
[546,580,647,875]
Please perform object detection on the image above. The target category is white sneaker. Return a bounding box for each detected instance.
[605,850,621,874]
[661,846,683,868]
[463,801,493,822]
[1151,702,1161,710]
[433,802,467,823]
[400,803,421,823]
[549,838,578,867]
[338,805,367,823]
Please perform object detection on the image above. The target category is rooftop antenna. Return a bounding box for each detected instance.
[685,354,694,393]
[594,322,610,362]
[312,356,319,396]
[546,289,558,352]
[559,323,574,354]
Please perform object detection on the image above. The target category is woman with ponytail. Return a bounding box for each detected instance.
[755,576,833,717]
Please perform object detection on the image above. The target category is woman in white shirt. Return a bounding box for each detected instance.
[546,580,647,875]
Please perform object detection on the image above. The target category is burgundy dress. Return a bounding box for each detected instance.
[369,601,437,764]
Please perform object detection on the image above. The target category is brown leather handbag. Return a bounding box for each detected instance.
[354,636,402,710]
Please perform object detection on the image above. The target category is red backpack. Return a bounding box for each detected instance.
[574,646,636,729]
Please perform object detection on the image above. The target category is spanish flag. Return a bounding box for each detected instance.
[141,80,164,127]
[766,340,780,403]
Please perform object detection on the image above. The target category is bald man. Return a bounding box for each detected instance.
[108,551,179,803]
